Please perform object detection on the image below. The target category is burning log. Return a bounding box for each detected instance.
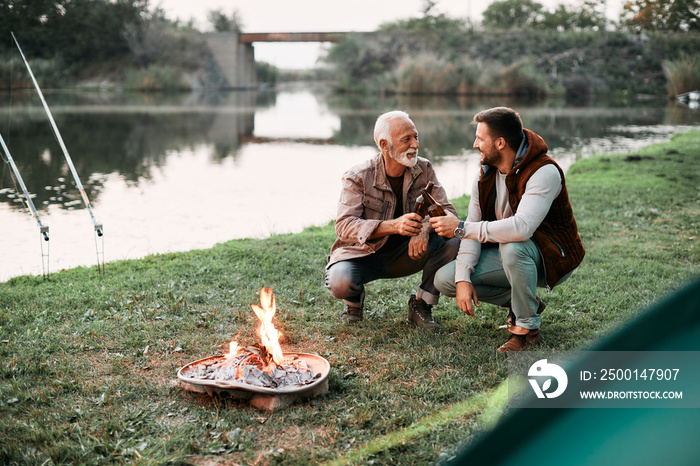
[177,288,330,410]
[184,344,321,389]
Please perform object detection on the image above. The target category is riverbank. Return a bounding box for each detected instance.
[1,131,699,464]
[326,30,700,99]
[3,87,698,282]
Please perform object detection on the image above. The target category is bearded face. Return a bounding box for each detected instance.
[388,140,418,167]
[479,140,502,167]
[474,122,503,167]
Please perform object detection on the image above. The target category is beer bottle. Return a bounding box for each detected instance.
[414,181,446,217]
[424,189,446,217]
[413,181,433,217]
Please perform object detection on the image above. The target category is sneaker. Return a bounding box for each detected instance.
[497,327,541,353]
[407,294,439,329]
[341,303,363,323]
[505,298,546,327]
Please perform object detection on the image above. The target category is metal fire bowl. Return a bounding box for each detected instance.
[177,352,330,409]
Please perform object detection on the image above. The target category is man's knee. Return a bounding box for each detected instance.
[429,234,459,256]
[325,263,355,299]
[499,241,538,269]
[434,261,456,297]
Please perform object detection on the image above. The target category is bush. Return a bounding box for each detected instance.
[501,59,548,96]
[325,27,700,97]
[563,75,592,102]
[256,61,279,85]
[663,54,700,97]
[124,65,189,92]
[393,53,459,94]
[0,56,71,90]
[470,61,510,94]
[382,53,548,96]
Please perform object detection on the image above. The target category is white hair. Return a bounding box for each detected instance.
[373,110,412,150]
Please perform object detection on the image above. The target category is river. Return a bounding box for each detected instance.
[1,83,698,281]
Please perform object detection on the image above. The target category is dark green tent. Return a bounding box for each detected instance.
[452,278,700,466]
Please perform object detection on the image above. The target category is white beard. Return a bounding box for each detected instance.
[389,143,418,167]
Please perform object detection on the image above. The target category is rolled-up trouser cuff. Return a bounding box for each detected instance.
[515,315,541,330]
[416,287,439,306]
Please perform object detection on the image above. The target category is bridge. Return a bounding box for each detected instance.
[203,32,368,89]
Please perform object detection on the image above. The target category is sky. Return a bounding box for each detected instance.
[157,0,625,69]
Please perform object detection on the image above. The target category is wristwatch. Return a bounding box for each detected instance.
[454,221,465,240]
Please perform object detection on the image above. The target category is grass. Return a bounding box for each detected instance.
[1,131,699,464]
[663,53,700,97]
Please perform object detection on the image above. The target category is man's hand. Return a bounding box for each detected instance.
[456,281,479,317]
[429,212,460,238]
[370,213,424,240]
[394,213,424,236]
[408,235,427,260]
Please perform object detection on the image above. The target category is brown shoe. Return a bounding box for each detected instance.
[505,298,546,327]
[506,307,516,327]
[497,326,541,353]
[341,303,363,323]
[407,294,439,329]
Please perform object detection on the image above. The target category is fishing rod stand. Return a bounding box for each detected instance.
[94,223,105,275]
[39,226,50,279]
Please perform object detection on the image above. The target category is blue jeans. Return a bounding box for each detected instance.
[434,240,548,329]
[325,234,459,307]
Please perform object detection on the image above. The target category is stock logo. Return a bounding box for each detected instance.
[528,359,568,399]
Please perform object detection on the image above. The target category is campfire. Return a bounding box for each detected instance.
[178,288,330,410]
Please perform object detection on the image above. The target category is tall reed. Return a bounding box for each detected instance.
[390,52,547,96]
[662,54,700,97]
[124,65,189,92]
[393,53,460,94]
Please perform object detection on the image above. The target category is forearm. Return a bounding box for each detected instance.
[455,182,482,283]
[336,217,382,244]
[369,213,425,239]
[455,238,480,283]
[369,219,398,239]
[464,165,562,244]
[464,216,534,243]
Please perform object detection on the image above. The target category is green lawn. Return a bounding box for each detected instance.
[1,130,698,465]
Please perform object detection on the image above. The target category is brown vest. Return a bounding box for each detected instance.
[478,129,585,289]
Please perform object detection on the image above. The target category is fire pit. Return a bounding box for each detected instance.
[177,288,330,410]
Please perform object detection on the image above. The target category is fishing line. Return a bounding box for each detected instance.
[11,31,105,274]
[0,131,51,278]
[0,34,50,278]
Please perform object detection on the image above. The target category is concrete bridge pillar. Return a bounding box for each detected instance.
[203,32,257,89]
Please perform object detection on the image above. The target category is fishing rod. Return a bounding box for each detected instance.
[11,32,104,273]
[0,130,50,278]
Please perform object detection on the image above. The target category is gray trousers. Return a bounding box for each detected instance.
[325,234,459,307]
[434,240,550,329]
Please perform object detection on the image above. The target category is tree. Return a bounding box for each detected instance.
[482,0,544,29]
[540,4,577,30]
[325,37,398,81]
[122,6,207,71]
[0,0,150,65]
[122,8,176,68]
[379,0,468,56]
[208,9,243,32]
[571,0,608,30]
[539,0,607,30]
[622,0,700,31]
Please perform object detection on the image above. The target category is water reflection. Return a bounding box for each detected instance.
[1,84,698,280]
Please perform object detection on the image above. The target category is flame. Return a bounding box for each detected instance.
[251,287,285,366]
[224,341,241,360]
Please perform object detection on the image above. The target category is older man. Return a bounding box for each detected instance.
[325,110,460,328]
[432,107,585,352]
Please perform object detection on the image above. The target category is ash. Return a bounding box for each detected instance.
[184,348,320,389]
